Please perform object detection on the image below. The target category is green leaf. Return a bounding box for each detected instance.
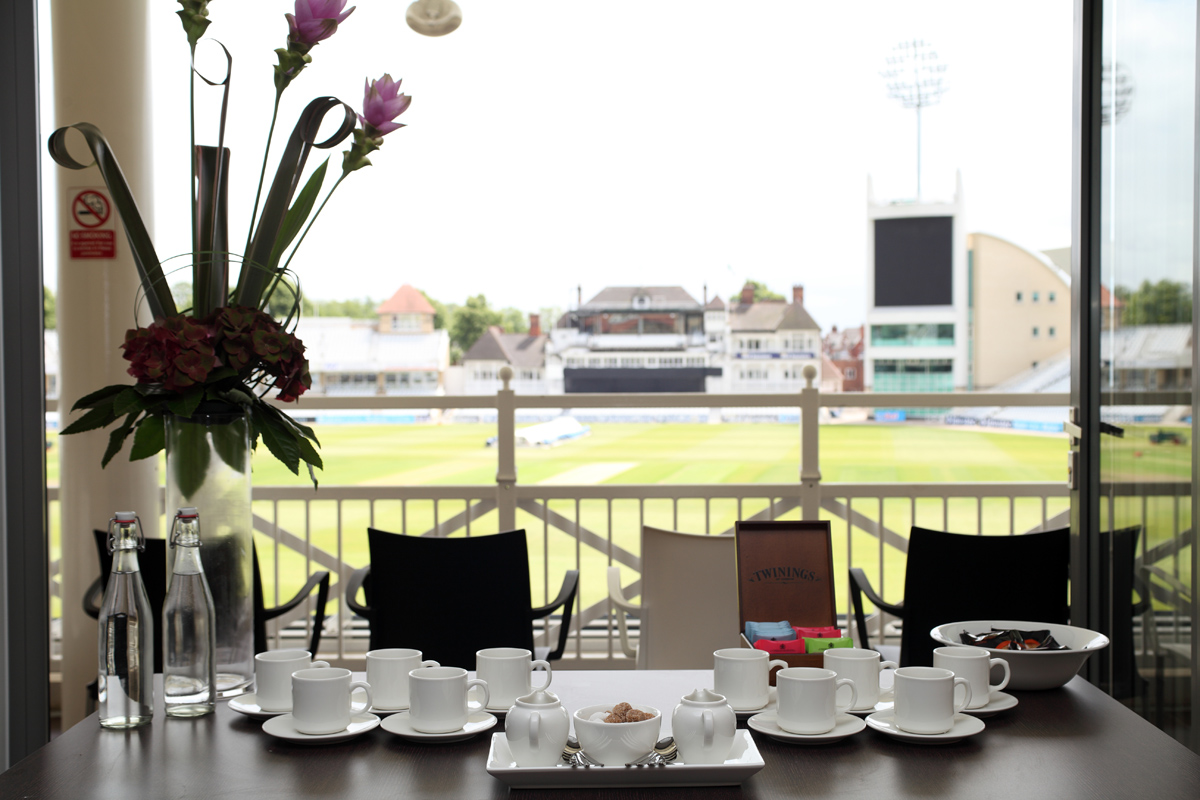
[211,416,249,474]
[61,404,119,436]
[72,384,127,411]
[113,387,150,417]
[166,415,211,498]
[129,414,166,461]
[252,406,301,474]
[166,389,205,419]
[268,158,328,270]
[101,412,140,467]
[295,435,323,471]
[206,366,238,384]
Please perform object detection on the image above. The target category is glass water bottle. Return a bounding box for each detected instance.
[98,511,154,728]
[163,507,217,717]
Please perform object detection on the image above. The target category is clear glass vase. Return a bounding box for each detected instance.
[165,402,254,697]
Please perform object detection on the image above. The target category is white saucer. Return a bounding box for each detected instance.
[747,712,865,744]
[380,710,497,743]
[865,711,985,744]
[960,691,1018,718]
[732,686,778,718]
[262,712,380,744]
[847,697,895,717]
[368,705,408,716]
[228,693,288,720]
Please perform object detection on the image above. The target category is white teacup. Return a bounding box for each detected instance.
[823,647,898,710]
[475,647,552,710]
[893,666,971,734]
[933,646,1012,708]
[291,667,373,735]
[713,648,788,711]
[366,648,440,710]
[254,649,329,712]
[408,666,490,733]
[775,667,858,735]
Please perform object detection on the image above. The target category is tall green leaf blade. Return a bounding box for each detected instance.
[166,416,211,498]
[47,124,176,319]
[268,158,328,270]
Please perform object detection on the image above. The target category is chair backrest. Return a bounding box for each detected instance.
[900,526,1070,667]
[364,527,536,670]
[636,525,741,669]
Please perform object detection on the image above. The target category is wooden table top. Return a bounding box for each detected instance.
[3,671,1198,799]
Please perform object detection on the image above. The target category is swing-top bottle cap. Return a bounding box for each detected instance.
[114,512,137,522]
[177,507,199,518]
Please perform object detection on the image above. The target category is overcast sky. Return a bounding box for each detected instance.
[42,1,1076,332]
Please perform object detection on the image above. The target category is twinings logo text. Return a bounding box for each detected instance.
[748,566,820,583]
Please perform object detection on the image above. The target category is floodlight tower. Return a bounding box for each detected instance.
[881,39,948,201]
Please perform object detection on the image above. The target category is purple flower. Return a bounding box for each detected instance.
[358,74,412,136]
[286,0,355,46]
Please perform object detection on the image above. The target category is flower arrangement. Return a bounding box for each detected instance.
[51,0,411,486]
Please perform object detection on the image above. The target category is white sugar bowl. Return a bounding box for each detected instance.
[672,688,736,765]
[504,689,569,767]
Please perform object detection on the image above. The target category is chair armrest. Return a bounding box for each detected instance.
[849,567,904,650]
[259,571,331,656]
[345,566,371,618]
[607,566,640,613]
[83,576,104,620]
[607,566,638,660]
[849,568,903,616]
[530,570,579,662]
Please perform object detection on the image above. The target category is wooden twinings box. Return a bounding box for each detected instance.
[735,520,838,681]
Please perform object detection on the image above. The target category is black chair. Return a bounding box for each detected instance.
[849,526,1070,667]
[345,527,579,670]
[84,529,331,672]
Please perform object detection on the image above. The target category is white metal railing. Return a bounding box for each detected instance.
[62,372,1190,668]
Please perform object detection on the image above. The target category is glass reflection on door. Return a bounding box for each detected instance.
[1100,0,1195,748]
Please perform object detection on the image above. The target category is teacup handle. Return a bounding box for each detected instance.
[952,677,972,714]
[467,678,490,711]
[988,657,1011,692]
[767,658,789,672]
[311,661,330,670]
[528,711,541,749]
[419,659,440,670]
[834,678,858,714]
[349,681,373,715]
[532,659,552,691]
[877,660,898,701]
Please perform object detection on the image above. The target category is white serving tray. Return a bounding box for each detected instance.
[485,730,765,789]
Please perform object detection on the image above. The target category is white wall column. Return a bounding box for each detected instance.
[52,0,158,729]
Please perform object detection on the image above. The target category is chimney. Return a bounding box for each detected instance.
[740,283,755,305]
[703,283,708,305]
[577,285,582,307]
[529,313,541,337]
[793,285,804,305]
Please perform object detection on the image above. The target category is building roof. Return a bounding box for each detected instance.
[705,296,726,310]
[376,284,435,315]
[581,286,702,311]
[731,301,821,333]
[296,317,446,371]
[463,326,547,368]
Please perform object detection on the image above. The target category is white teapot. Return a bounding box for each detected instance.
[504,688,570,767]
[671,688,736,765]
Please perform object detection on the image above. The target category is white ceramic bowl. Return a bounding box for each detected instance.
[930,620,1109,690]
[572,703,661,766]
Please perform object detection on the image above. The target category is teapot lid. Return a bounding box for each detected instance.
[682,687,724,703]
[517,688,560,705]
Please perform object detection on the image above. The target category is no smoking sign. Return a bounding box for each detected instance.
[68,187,116,259]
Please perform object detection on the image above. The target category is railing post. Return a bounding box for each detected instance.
[800,365,822,520]
[496,367,518,531]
